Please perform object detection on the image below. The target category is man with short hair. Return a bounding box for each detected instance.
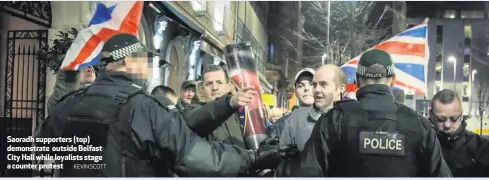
[274,65,346,176]
[268,68,315,139]
[182,64,257,148]
[430,89,489,177]
[312,65,347,113]
[290,49,452,177]
[294,68,315,107]
[279,65,346,152]
[151,85,178,105]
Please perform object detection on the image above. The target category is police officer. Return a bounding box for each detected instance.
[289,49,452,177]
[36,33,297,177]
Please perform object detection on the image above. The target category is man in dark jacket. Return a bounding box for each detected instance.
[181,65,256,149]
[430,89,489,177]
[36,33,295,177]
[287,49,452,177]
[47,65,96,115]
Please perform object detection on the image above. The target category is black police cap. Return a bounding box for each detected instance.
[100,33,154,65]
[356,49,396,78]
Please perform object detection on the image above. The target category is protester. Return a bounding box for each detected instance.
[430,89,489,177]
[181,65,256,148]
[47,65,96,114]
[287,49,452,177]
[268,68,315,138]
[274,64,346,176]
[178,80,197,108]
[151,85,178,105]
[279,64,346,152]
[36,33,296,177]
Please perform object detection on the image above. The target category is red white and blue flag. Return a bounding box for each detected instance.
[341,19,429,99]
[60,1,144,70]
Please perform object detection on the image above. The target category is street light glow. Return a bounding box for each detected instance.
[448,56,456,63]
[472,70,477,82]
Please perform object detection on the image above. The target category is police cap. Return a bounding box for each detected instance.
[100,33,156,65]
[356,49,395,78]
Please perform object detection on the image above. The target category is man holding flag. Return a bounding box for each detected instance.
[46,65,96,115]
[47,1,144,114]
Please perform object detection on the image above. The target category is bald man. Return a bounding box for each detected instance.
[279,65,346,151]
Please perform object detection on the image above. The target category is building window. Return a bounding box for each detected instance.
[464,47,471,55]
[191,0,207,12]
[463,62,470,80]
[212,1,229,32]
[465,54,470,63]
[436,25,443,60]
[436,62,442,80]
[461,10,485,19]
[444,9,457,19]
[235,8,268,74]
[435,81,442,93]
[243,28,250,42]
[462,82,469,97]
[464,25,472,38]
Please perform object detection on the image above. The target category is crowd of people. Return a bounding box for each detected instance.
[33,33,488,177]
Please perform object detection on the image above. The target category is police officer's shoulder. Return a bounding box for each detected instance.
[333,99,356,107]
[332,99,358,112]
[412,110,435,131]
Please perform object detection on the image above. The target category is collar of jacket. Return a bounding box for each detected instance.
[438,120,467,146]
[356,84,394,102]
[93,69,143,89]
[308,107,322,122]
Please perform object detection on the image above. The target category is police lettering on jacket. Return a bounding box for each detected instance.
[359,131,406,156]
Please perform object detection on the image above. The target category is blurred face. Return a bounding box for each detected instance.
[430,100,463,135]
[180,86,196,104]
[203,70,230,101]
[295,76,314,106]
[125,53,152,81]
[313,69,344,112]
[79,66,96,85]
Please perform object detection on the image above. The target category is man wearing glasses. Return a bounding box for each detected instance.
[430,89,489,177]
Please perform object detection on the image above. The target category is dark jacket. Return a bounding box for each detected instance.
[36,70,253,177]
[181,95,247,149]
[438,121,489,177]
[286,84,452,177]
[46,70,83,115]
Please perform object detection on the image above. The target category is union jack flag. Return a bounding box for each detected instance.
[60,1,144,70]
[341,19,429,99]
